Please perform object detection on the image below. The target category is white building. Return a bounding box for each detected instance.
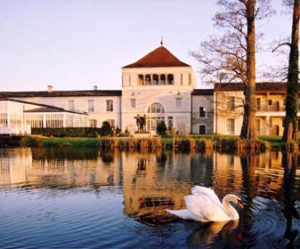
[0,98,87,135]
[0,45,215,135]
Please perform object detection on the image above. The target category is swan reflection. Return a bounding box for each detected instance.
[186,220,239,247]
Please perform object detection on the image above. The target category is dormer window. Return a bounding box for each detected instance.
[160,75,166,84]
[167,74,174,85]
[153,74,158,85]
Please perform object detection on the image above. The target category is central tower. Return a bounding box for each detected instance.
[121,45,196,134]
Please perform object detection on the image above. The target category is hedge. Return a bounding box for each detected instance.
[32,127,105,137]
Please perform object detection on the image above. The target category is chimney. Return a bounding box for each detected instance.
[93,85,98,91]
[48,85,53,92]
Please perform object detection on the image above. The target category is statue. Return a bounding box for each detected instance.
[135,114,146,133]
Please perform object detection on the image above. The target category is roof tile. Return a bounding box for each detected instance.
[123,46,190,68]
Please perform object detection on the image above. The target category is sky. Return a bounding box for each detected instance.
[0,0,292,91]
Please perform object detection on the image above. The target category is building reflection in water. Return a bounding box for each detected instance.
[0,148,122,189]
[0,148,299,231]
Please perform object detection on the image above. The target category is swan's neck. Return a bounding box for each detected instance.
[222,196,239,220]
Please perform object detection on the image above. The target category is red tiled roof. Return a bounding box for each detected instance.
[192,89,214,95]
[0,90,122,98]
[123,46,190,68]
[214,82,288,92]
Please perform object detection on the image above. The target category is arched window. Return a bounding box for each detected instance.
[145,74,151,85]
[167,74,174,85]
[153,74,158,85]
[138,75,144,85]
[147,103,165,113]
[147,103,165,131]
[160,75,166,85]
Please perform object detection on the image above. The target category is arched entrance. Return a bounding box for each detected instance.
[146,103,165,132]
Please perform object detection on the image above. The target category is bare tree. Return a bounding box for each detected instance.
[282,0,299,143]
[192,0,272,139]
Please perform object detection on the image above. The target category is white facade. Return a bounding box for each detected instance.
[0,99,88,135]
[0,45,216,135]
[122,66,196,134]
[14,95,121,129]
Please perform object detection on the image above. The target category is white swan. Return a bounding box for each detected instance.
[166,186,243,222]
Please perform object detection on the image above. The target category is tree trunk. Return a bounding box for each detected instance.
[240,0,257,140]
[282,0,299,143]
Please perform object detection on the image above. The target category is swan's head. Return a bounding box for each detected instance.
[223,194,244,208]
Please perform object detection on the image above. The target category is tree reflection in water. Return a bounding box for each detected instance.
[282,152,299,249]
[239,153,258,247]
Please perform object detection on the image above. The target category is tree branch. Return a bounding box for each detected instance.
[272,42,291,52]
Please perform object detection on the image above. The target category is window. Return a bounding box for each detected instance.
[199,107,205,117]
[147,103,165,131]
[167,74,174,85]
[189,73,192,85]
[106,100,113,112]
[167,116,173,128]
[153,74,158,85]
[88,100,95,112]
[199,125,206,134]
[298,120,300,132]
[160,75,166,85]
[268,99,272,105]
[89,119,97,128]
[228,97,235,111]
[68,100,75,111]
[227,119,235,134]
[176,98,182,108]
[138,75,144,85]
[181,73,183,85]
[129,74,131,86]
[131,98,136,108]
[145,74,151,85]
[256,98,261,111]
[147,103,165,113]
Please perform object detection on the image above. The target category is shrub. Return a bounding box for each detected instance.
[156,121,167,137]
[99,121,113,136]
[32,127,103,137]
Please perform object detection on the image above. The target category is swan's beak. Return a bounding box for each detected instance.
[237,200,244,209]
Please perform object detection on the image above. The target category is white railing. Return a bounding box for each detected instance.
[0,124,31,135]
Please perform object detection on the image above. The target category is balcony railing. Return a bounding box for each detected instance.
[256,104,285,112]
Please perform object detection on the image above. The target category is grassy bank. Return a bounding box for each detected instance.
[1,134,296,153]
[15,135,269,153]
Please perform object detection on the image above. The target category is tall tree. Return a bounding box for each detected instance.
[192,0,271,139]
[282,0,299,143]
[240,0,257,139]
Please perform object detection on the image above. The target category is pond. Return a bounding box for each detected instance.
[0,148,299,248]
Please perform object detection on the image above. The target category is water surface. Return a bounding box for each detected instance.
[0,148,299,248]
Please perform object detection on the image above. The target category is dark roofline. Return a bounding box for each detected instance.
[0,90,122,98]
[0,97,87,115]
[214,82,289,92]
[191,89,214,95]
